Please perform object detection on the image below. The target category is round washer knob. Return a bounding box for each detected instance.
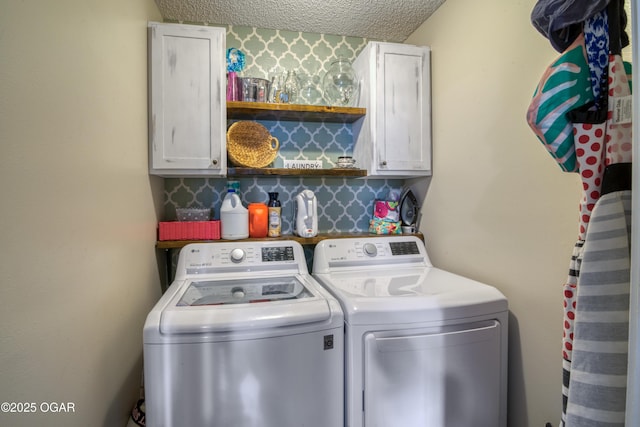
[363,243,377,257]
[230,248,245,263]
[232,287,245,299]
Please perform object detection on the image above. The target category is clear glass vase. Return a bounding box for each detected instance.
[322,57,359,107]
[268,72,284,103]
[298,73,323,105]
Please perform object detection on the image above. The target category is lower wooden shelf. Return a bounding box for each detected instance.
[227,167,367,177]
[156,231,424,249]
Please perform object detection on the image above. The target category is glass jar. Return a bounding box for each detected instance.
[322,57,359,107]
[268,69,284,103]
[282,70,300,104]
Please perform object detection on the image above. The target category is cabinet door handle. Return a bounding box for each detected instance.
[380,160,387,166]
[212,159,218,166]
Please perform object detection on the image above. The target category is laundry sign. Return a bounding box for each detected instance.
[284,159,323,169]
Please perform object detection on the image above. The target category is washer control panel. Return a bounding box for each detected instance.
[178,242,302,277]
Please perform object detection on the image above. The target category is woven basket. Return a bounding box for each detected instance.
[227,121,280,168]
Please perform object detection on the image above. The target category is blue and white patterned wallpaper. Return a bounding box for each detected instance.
[163,25,404,233]
[165,176,403,235]
[226,25,367,93]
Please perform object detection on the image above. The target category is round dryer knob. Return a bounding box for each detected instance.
[230,248,246,263]
[363,243,377,257]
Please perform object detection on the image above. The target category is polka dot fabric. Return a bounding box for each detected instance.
[563,53,632,366]
[574,123,605,240]
[563,283,577,359]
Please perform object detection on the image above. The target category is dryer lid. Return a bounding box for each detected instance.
[315,267,507,325]
[160,275,333,334]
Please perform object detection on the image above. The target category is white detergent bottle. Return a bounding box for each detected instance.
[220,189,249,240]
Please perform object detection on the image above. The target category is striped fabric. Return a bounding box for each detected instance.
[561,240,584,426]
[526,33,594,173]
[564,191,631,427]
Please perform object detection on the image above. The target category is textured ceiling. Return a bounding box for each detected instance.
[154,0,446,42]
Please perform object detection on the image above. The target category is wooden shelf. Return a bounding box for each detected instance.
[227,167,367,177]
[227,101,365,123]
[157,232,424,249]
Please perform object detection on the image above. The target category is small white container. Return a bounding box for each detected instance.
[220,190,248,240]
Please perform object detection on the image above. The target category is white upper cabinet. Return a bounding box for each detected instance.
[148,22,226,176]
[353,42,432,178]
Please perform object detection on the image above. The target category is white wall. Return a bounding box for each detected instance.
[0,1,163,426]
[406,0,582,425]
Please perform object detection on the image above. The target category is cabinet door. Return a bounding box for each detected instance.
[148,22,226,176]
[375,43,431,175]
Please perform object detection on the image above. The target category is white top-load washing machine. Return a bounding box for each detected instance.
[312,236,508,427]
[144,241,344,427]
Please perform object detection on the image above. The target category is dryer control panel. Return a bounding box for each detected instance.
[313,236,431,273]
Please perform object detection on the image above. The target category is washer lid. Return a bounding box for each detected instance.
[315,267,507,325]
[160,275,332,334]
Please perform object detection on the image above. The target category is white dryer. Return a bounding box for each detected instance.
[144,241,344,427]
[312,236,508,427]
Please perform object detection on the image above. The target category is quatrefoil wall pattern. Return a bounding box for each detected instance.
[226,25,366,95]
[164,25,404,234]
[165,176,403,235]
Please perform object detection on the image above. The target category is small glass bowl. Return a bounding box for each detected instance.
[336,156,356,168]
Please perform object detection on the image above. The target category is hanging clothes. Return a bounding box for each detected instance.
[528,1,632,426]
[556,1,633,425]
